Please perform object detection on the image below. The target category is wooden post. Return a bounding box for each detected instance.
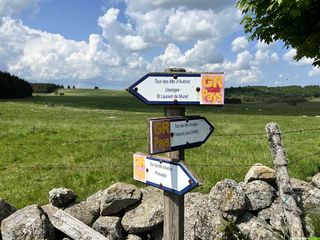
[163,68,186,240]
[265,122,305,238]
[42,205,107,240]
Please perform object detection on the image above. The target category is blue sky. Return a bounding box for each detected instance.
[0,0,319,89]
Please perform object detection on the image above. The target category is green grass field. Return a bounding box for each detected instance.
[1,89,320,208]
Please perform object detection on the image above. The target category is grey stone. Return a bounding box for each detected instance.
[0,199,16,222]
[100,182,142,216]
[291,178,320,212]
[48,188,77,208]
[312,173,320,189]
[1,204,55,240]
[64,200,100,226]
[185,192,225,240]
[245,180,276,211]
[86,189,104,214]
[237,212,283,240]
[258,198,289,235]
[93,216,124,239]
[184,192,209,239]
[121,187,163,233]
[209,179,246,221]
[126,234,142,240]
[244,163,276,186]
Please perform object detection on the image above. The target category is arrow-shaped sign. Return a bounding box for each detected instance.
[148,116,214,154]
[133,153,199,195]
[127,72,224,105]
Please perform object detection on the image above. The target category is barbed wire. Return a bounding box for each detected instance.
[2,127,320,146]
[2,152,318,171]
[0,127,318,171]
[215,127,320,137]
[289,151,320,162]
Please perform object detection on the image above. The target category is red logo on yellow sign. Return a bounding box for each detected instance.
[200,73,224,105]
[151,120,171,153]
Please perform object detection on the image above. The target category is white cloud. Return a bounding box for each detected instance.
[119,35,150,51]
[283,48,314,65]
[0,17,148,84]
[309,67,320,77]
[283,48,296,62]
[151,40,223,71]
[252,40,279,65]
[0,0,40,18]
[124,6,241,47]
[98,8,151,52]
[124,0,235,13]
[231,36,248,52]
[256,40,275,51]
[164,8,240,42]
[0,1,280,87]
[203,50,261,84]
[255,50,279,64]
[165,9,215,42]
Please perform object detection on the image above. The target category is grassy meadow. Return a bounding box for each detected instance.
[1,89,320,208]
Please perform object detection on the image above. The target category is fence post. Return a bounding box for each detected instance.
[163,68,185,240]
[265,122,304,238]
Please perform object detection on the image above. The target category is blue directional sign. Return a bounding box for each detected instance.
[127,72,225,105]
[149,116,214,154]
[133,153,199,195]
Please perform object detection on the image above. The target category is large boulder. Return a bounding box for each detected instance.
[258,198,289,236]
[1,204,55,240]
[237,212,282,240]
[100,182,142,216]
[0,200,16,222]
[209,179,246,221]
[312,173,320,189]
[244,163,276,186]
[244,180,276,211]
[291,178,320,212]
[185,192,225,240]
[121,187,163,233]
[64,200,100,226]
[48,188,77,208]
[93,216,124,240]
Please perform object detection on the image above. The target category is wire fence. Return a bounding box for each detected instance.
[1,127,319,171]
[2,127,320,146]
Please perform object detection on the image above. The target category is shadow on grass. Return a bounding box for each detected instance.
[5,90,320,116]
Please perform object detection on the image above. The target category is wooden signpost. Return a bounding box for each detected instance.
[129,68,224,240]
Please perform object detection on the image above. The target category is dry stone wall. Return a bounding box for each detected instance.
[0,164,320,240]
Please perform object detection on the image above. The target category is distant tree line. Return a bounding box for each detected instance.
[225,85,320,104]
[0,71,33,99]
[32,83,64,93]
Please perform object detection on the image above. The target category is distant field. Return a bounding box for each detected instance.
[1,89,320,208]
